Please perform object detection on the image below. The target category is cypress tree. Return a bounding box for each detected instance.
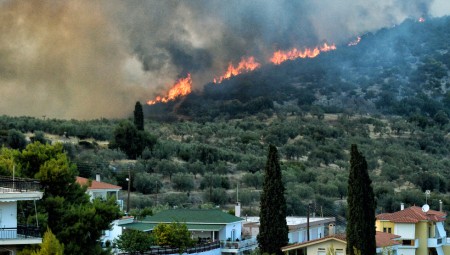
[134,101,144,131]
[257,145,288,255]
[346,144,376,255]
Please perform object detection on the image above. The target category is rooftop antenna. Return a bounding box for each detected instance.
[422,190,431,213]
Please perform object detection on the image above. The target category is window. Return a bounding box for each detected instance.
[383,227,392,233]
[402,239,415,246]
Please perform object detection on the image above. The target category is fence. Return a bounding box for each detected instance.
[118,241,220,255]
[0,176,41,193]
[0,225,41,239]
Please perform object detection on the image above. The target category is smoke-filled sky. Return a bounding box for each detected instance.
[0,0,449,119]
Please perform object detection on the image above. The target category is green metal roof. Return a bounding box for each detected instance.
[124,222,225,232]
[141,209,243,224]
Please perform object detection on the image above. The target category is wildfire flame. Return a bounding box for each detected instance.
[418,17,425,23]
[147,73,192,105]
[348,36,361,46]
[147,42,339,104]
[213,57,261,83]
[270,43,337,65]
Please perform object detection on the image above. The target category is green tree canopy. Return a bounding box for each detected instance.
[1,143,120,255]
[346,144,376,255]
[153,222,193,254]
[32,228,64,255]
[257,145,288,255]
[115,229,154,255]
[109,121,157,159]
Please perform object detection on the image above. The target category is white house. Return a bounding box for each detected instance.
[76,175,123,210]
[242,216,335,244]
[121,208,255,255]
[0,176,43,255]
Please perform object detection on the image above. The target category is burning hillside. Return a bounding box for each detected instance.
[147,42,337,105]
[147,74,192,105]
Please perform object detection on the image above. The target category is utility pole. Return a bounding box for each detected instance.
[307,204,311,241]
[155,181,159,205]
[126,168,131,214]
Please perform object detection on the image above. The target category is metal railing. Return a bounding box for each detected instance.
[118,241,220,255]
[0,225,41,239]
[0,176,41,193]
[220,238,258,250]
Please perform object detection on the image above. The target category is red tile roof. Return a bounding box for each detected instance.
[76,176,121,190]
[376,206,446,223]
[282,232,398,251]
[376,231,401,247]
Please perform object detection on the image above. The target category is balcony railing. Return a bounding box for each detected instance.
[118,241,220,255]
[0,176,41,193]
[0,225,41,239]
[220,238,258,251]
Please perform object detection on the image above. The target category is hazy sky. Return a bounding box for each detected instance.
[0,0,448,119]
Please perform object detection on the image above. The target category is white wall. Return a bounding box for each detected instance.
[102,219,123,244]
[0,202,17,228]
[395,223,415,239]
[222,222,242,241]
[291,225,325,243]
[397,248,416,255]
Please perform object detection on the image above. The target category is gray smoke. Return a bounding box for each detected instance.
[0,0,446,119]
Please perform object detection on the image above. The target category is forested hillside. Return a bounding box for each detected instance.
[1,16,450,230]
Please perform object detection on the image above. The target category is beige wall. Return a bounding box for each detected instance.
[376,220,395,233]
[306,240,347,255]
[415,221,428,255]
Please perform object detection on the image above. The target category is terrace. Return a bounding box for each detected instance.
[0,176,43,245]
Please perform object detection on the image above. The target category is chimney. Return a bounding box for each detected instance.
[96,174,101,182]
[440,200,443,212]
[400,202,404,211]
[328,223,335,235]
[235,202,241,217]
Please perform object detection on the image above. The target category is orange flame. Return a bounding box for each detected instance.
[348,36,361,46]
[214,57,261,83]
[270,43,337,65]
[147,73,192,105]
[418,17,425,23]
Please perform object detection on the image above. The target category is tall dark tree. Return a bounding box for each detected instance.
[257,145,288,255]
[109,121,156,159]
[134,101,144,131]
[346,144,376,255]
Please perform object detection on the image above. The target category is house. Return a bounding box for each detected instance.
[75,175,123,210]
[282,231,401,255]
[0,176,43,255]
[376,204,450,255]
[100,216,134,252]
[122,208,256,255]
[242,216,335,243]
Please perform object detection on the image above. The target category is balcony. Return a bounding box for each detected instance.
[0,176,43,201]
[220,238,258,254]
[428,237,445,247]
[0,176,41,192]
[398,239,419,249]
[0,225,42,245]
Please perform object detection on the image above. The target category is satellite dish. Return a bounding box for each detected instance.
[422,204,430,213]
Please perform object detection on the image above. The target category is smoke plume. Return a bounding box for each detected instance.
[0,0,447,119]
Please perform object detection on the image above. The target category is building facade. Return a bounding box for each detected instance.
[376,205,449,255]
[0,177,43,255]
